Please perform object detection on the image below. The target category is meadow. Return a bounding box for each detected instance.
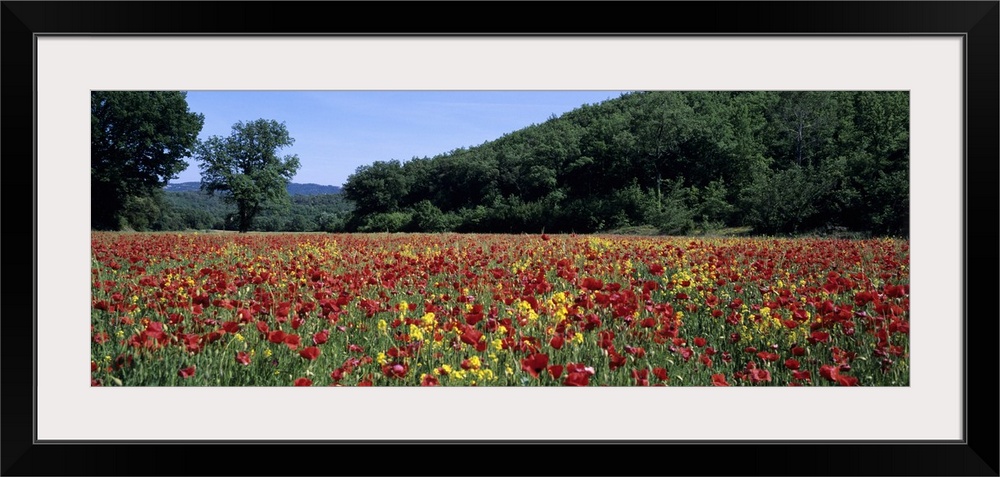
[90,232,909,386]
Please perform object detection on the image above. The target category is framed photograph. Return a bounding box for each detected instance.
[4,2,997,475]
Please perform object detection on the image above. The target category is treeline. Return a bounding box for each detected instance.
[118,190,353,232]
[342,91,909,237]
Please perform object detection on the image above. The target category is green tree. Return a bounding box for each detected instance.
[194,119,301,233]
[739,165,827,234]
[342,159,410,230]
[91,91,204,230]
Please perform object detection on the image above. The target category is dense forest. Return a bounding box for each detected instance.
[341,91,909,237]
[119,189,352,233]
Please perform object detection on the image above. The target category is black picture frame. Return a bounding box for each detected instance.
[2,2,997,475]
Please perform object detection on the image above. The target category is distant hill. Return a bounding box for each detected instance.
[165,182,341,195]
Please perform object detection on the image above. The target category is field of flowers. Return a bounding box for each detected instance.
[90,232,909,386]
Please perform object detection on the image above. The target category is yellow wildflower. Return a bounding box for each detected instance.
[409,324,424,341]
[421,312,436,326]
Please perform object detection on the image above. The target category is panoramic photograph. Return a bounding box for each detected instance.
[90,90,910,387]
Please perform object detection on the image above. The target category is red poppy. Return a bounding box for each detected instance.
[819,364,839,382]
[581,277,604,291]
[756,351,780,362]
[784,358,800,370]
[284,334,302,350]
[605,347,627,371]
[178,365,196,379]
[299,346,321,361]
[565,362,596,376]
[330,368,346,382]
[693,337,707,347]
[652,367,669,382]
[421,374,440,386]
[204,330,224,344]
[222,321,241,333]
[464,312,484,326]
[294,377,312,386]
[792,370,812,382]
[837,374,859,386]
[632,368,650,386]
[460,327,483,346]
[830,347,857,365]
[809,331,830,344]
[597,330,615,350]
[748,368,771,383]
[313,329,330,345]
[235,351,251,366]
[547,365,564,380]
[381,362,409,379]
[711,373,729,386]
[549,334,565,350]
[267,329,286,344]
[237,308,254,323]
[563,372,591,386]
[624,345,646,358]
[387,346,409,359]
[520,353,549,379]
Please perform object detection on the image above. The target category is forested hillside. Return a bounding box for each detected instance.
[342,91,908,236]
[121,189,352,232]
[165,181,341,195]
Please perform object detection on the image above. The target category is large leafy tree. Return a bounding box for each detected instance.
[342,159,409,216]
[195,119,301,233]
[91,91,204,230]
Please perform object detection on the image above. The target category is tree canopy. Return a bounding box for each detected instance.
[340,91,909,237]
[91,91,204,230]
[194,119,301,233]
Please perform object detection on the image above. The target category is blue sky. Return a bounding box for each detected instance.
[175,91,632,187]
